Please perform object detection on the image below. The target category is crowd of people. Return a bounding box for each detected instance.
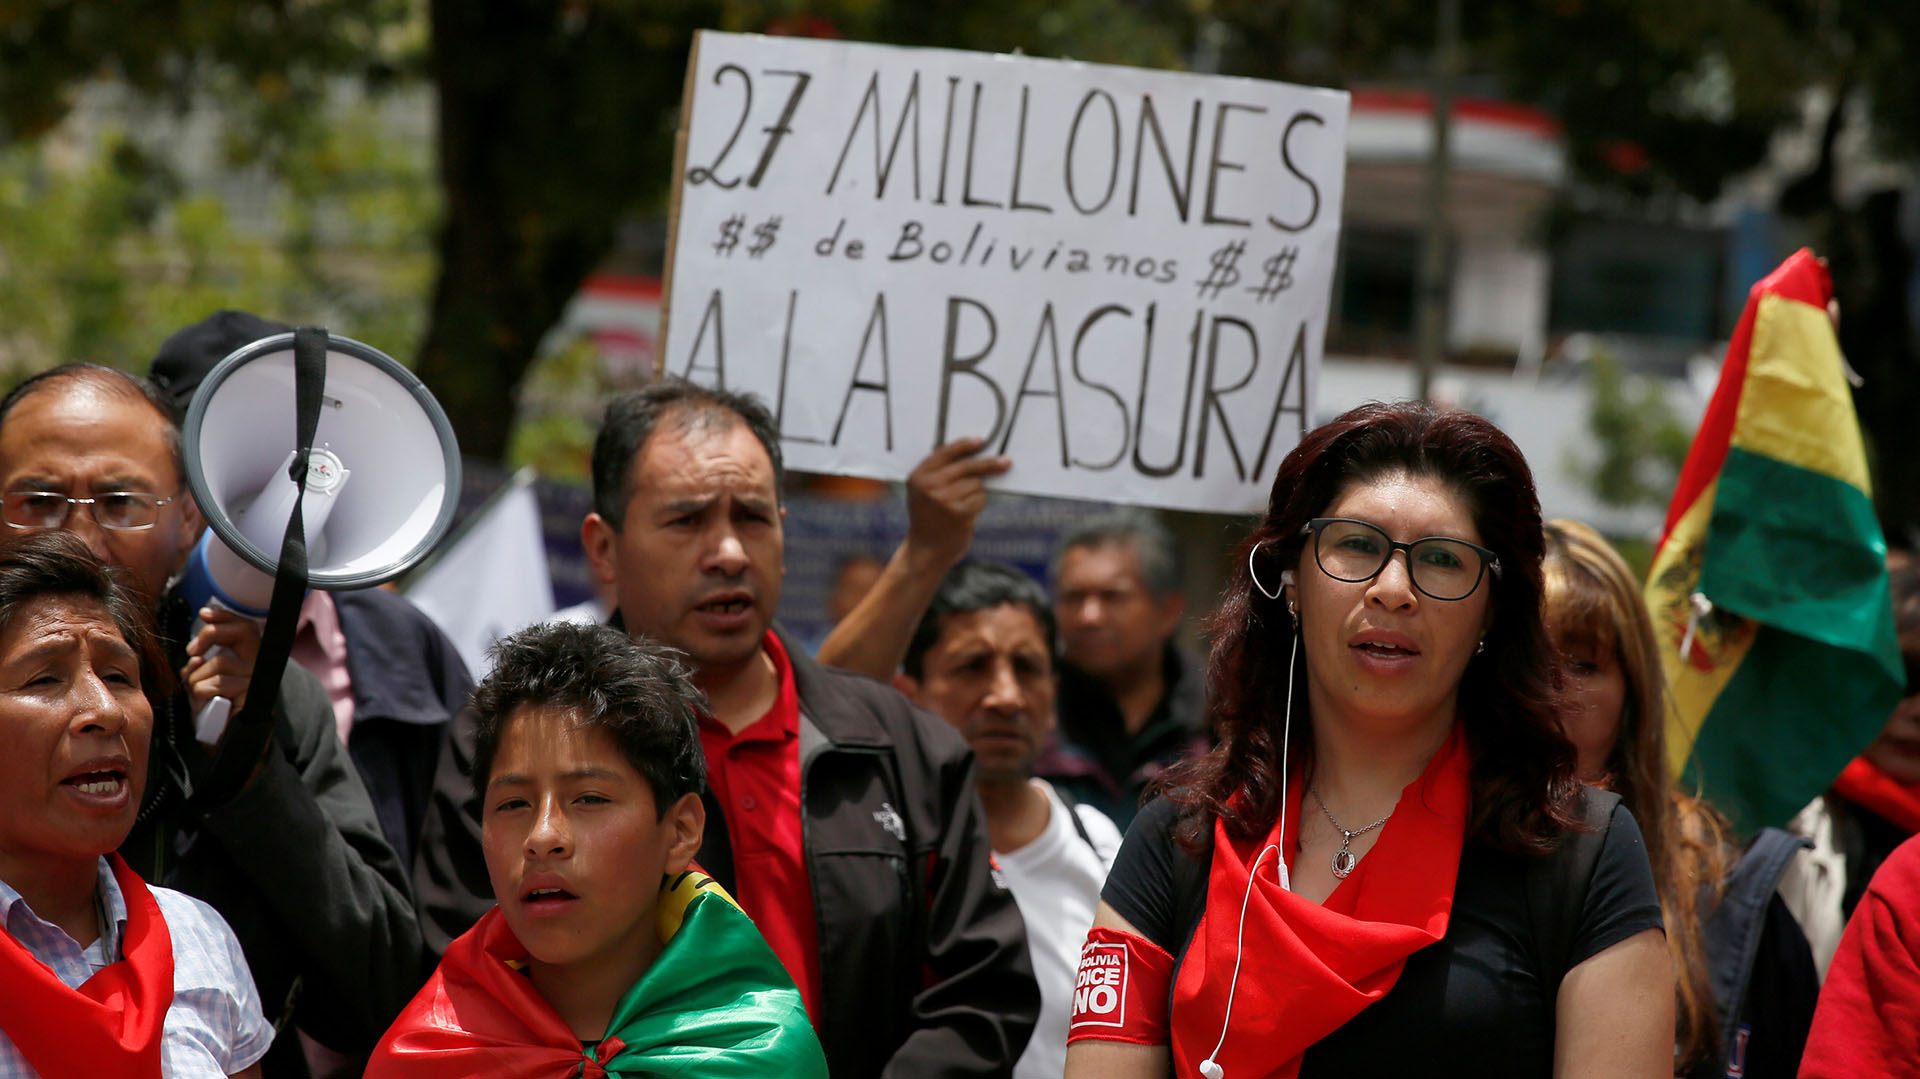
[2,307,1919,1078]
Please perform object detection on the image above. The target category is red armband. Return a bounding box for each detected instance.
[1066,927,1173,1046]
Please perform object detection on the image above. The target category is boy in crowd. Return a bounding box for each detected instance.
[416,383,1036,1078]
[371,622,825,1078]
[899,561,1123,1079]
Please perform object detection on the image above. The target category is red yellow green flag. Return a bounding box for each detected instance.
[1646,248,1902,832]
[367,868,828,1078]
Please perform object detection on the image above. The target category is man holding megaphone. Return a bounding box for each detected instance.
[0,361,424,1077]
[150,310,475,875]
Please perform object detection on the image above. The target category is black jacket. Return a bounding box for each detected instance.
[1689,827,1819,1079]
[1037,642,1209,829]
[125,592,425,1070]
[333,588,472,869]
[414,625,1039,1079]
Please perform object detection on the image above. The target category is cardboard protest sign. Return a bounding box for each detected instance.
[662,31,1349,514]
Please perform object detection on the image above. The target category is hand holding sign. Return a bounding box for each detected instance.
[814,437,1010,680]
[905,437,1011,574]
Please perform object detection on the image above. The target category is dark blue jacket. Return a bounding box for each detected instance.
[333,588,473,869]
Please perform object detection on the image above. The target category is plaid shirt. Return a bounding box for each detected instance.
[0,858,274,1078]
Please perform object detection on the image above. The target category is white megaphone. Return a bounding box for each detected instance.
[177,331,461,744]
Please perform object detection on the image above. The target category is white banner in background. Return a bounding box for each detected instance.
[406,480,556,677]
[663,31,1349,514]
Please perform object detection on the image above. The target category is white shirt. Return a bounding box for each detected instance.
[996,779,1123,1079]
[1780,794,1848,980]
[0,858,275,1078]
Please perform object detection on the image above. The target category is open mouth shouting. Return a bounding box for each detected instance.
[692,590,755,630]
[60,756,133,811]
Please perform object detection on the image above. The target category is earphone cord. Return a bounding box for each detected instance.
[1277,629,1293,885]
[1203,842,1279,1073]
[1201,630,1297,1077]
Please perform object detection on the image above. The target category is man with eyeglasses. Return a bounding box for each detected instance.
[0,363,423,1078]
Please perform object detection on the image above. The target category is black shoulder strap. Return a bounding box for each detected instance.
[1528,786,1622,1006]
[193,326,327,810]
[1050,782,1100,854]
[1703,826,1810,1068]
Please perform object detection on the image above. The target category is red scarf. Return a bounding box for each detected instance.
[372,906,624,1079]
[1170,726,1469,1079]
[1834,757,1920,835]
[0,854,174,1079]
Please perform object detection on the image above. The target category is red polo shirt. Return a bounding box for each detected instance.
[696,632,821,1019]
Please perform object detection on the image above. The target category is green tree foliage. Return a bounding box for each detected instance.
[0,102,434,384]
[0,0,420,150]
[1566,350,1690,512]
[4,0,1918,534]
[0,0,433,379]
[415,0,1186,460]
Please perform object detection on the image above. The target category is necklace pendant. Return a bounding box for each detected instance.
[1331,844,1357,878]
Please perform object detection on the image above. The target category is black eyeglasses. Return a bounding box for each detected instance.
[1,491,182,532]
[1301,517,1501,602]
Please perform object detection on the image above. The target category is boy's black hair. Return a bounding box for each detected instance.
[903,560,1056,680]
[470,621,708,815]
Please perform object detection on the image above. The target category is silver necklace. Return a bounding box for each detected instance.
[1311,788,1393,879]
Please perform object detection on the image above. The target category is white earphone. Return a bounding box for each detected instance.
[1248,543,1287,601]
[1244,545,1290,606]
[1198,623,1299,1079]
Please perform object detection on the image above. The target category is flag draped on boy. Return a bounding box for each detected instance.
[369,869,827,1078]
[1646,248,1902,831]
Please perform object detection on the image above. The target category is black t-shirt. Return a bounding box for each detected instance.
[1102,797,1665,1078]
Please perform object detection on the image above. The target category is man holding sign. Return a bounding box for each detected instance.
[415,379,1039,1078]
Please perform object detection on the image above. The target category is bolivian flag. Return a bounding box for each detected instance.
[1647,248,1902,832]
[368,868,829,1078]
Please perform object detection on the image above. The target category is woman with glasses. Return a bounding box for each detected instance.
[1063,401,1671,1078]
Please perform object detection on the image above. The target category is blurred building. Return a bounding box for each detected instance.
[1322,88,1719,540]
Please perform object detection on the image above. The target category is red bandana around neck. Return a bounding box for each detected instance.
[376,906,618,1078]
[1834,756,1920,836]
[1170,724,1470,1079]
[0,854,174,1079]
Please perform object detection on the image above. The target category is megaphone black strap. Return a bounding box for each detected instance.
[195,325,327,809]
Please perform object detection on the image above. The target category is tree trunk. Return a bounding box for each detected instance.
[1777,87,1919,547]
[1830,191,1920,548]
[414,0,701,461]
